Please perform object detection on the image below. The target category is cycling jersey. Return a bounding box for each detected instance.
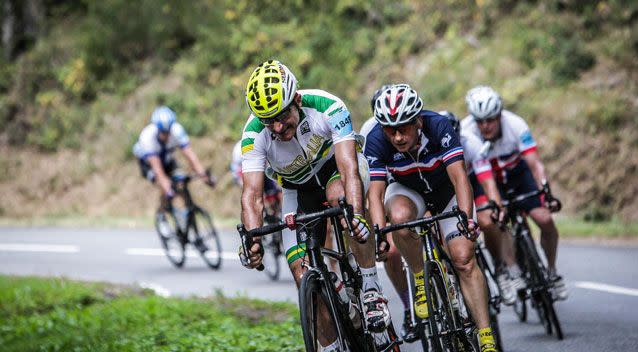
[364,111,464,196]
[460,110,537,184]
[241,89,356,187]
[133,123,190,165]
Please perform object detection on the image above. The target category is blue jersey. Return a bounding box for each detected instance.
[364,111,464,194]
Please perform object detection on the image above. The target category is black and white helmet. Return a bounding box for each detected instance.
[465,85,503,120]
[374,84,423,127]
[438,110,459,133]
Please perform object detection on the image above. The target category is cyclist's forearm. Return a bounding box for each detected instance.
[523,152,546,187]
[480,177,502,205]
[344,173,365,214]
[368,182,386,229]
[241,190,264,230]
[181,146,206,176]
[448,162,474,217]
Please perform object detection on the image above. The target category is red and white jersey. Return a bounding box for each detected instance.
[460,110,537,183]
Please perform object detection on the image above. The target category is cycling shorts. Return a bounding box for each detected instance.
[138,158,180,183]
[384,181,462,243]
[282,153,369,265]
[470,160,541,213]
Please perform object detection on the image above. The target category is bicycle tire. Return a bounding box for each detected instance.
[155,212,186,268]
[424,261,454,352]
[540,289,564,340]
[513,290,527,323]
[299,270,357,352]
[192,208,222,270]
[262,231,282,281]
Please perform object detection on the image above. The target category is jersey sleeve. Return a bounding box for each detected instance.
[363,128,388,182]
[240,116,267,173]
[326,106,356,144]
[508,112,537,155]
[172,123,190,148]
[135,127,160,159]
[461,132,493,181]
[433,116,464,166]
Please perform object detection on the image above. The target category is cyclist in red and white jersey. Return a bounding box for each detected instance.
[461,85,567,301]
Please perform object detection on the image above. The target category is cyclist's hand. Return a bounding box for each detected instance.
[497,204,507,224]
[350,214,371,243]
[238,242,263,269]
[458,218,480,241]
[202,173,217,188]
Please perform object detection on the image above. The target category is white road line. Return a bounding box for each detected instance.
[0,243,79,253]
[139,282,172,297]
[126,248,238,259]
[575,281,638,297]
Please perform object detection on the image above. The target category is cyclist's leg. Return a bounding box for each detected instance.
[438,195,491,329]
[383,182,425,274]
[325,172,391,332]
[514,166,559,272]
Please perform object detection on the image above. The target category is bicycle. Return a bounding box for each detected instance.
[375,207,478,352]
[238,198,401,352]
[483,183,563,340]
[154,173,222,270]
[474,205,507,352]
[261,192,283,281]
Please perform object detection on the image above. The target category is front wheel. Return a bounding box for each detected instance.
[191,208,222,270]
[299,270,353,352]
[155,212,186,268]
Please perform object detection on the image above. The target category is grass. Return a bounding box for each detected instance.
[0,275,303,352]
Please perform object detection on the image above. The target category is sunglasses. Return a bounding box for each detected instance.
[258,104,294,126]
[475,114,500,124]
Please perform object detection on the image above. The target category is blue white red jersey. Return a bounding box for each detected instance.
[133,123,190,164]
[363,111,464,193]
[460,110,537,184]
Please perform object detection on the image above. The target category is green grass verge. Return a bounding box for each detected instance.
[0,276,303,351]
[554,217,638,239]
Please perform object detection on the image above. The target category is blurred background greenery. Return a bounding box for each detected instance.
[0,0,636,226]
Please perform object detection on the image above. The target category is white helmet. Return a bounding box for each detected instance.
[151,106,177,132]
[465,85,503,120]
[373,84,423,126]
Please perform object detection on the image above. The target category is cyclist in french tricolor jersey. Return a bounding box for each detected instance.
[462,85,567,301]
[239,60,391,351]
[366,84,498,352]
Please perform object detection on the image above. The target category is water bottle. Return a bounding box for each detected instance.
[330,272,360,328]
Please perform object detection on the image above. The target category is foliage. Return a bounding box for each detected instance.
[0,276,303,352]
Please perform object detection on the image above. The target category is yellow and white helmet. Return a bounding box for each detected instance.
[245,60,298,119]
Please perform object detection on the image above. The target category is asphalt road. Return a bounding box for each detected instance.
[1,226,638,351]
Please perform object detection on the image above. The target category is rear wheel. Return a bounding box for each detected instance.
[191,208,222,270]
[155,212,186,268]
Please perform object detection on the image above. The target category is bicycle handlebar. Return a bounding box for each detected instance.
[375,206,469,237]
[237,197,355,271]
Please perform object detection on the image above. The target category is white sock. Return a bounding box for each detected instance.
[508,264,522,278]
[361,266,382,292]
[322,339,339,352]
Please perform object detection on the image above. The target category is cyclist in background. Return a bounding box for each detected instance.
[239,60,391,352]
[133,106,216,231]
[440,110,526,305]
[366,84,497,352]
[461,85,567,301]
